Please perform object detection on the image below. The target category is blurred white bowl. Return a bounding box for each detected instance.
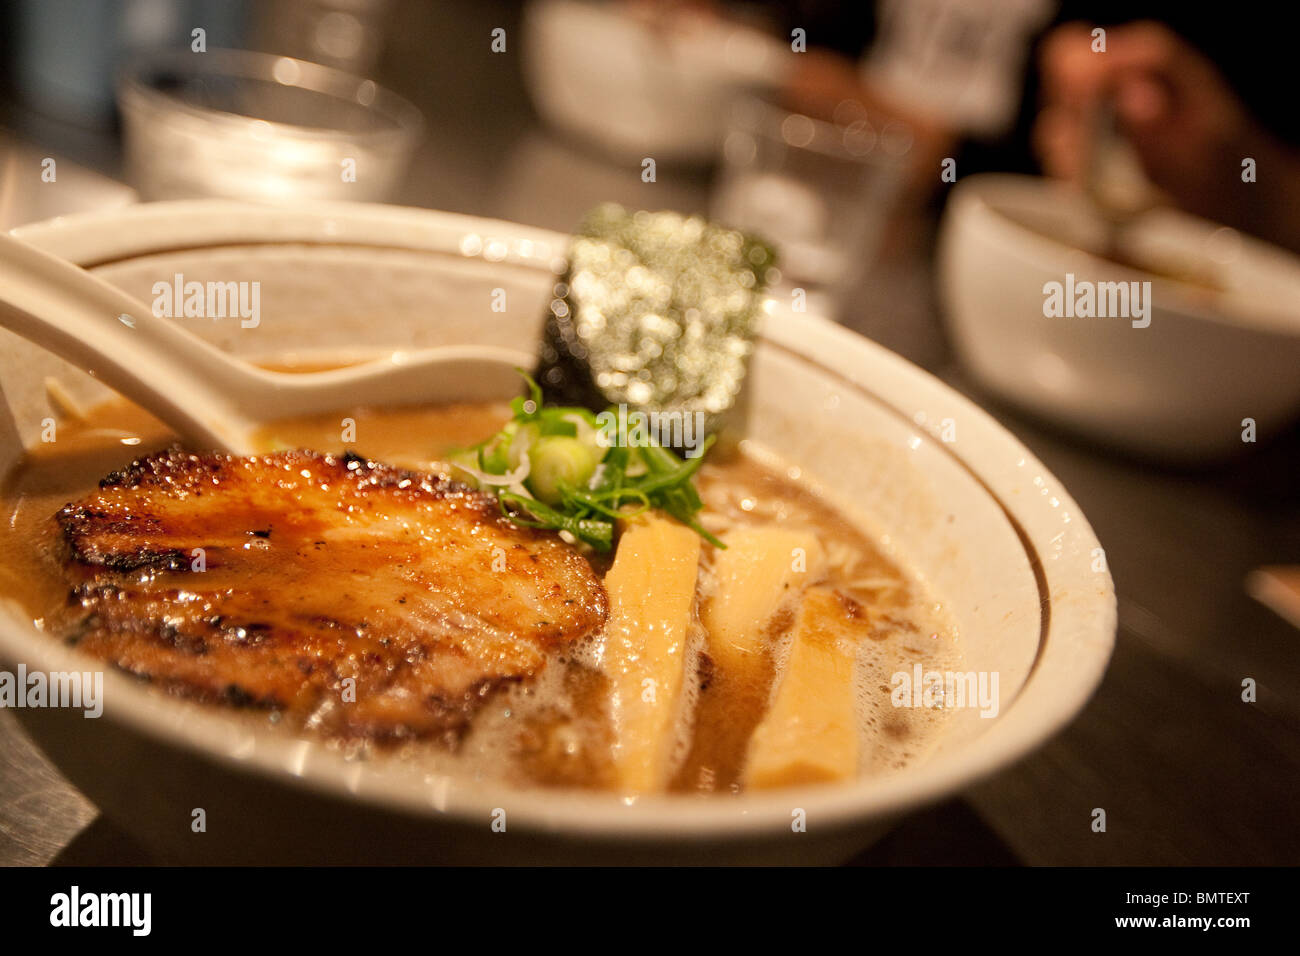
[938,174,1300,460]
[521,0,787,163]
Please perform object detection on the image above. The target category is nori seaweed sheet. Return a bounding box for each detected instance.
[535,204,777,447]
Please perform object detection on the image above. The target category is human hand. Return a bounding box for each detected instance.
[1034,21,1300,251]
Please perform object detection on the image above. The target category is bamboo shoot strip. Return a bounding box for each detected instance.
[674,528,826,790]
[702,527,826,672]
[602,513,702,793]
[744,587,861,789]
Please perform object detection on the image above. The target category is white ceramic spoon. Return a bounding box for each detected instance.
[0,231,533,454]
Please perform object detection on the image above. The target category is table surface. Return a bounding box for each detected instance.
[2,2,1297,865]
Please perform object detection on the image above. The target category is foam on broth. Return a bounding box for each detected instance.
[0,395,963,793]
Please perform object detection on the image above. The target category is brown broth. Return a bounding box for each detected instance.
[0,396,963,792]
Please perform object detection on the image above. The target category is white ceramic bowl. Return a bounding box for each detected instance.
[521,0,786,163]
[0,200,1115,863]
[938,173,1300,461]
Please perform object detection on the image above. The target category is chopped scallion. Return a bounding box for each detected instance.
[447,371,722,550]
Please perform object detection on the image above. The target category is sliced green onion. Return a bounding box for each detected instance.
[527,435,599,505]
[448,371,722,551]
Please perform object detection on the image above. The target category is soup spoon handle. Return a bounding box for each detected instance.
[0,232,536,455]
[0,231,275,453]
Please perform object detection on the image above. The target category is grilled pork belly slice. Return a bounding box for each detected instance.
[54,447,608,744]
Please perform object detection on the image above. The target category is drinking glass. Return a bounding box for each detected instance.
[710,96,912,314]
[117,48,423,203]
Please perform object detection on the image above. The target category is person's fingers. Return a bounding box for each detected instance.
[1042,20,1208,121]
[1035,23,1115,183]
[1099,21,1183,71]
[1114,74,1170,126]
[1038,23,1107,110]
[1033,106,1087,182]
[1103,21,1237,125]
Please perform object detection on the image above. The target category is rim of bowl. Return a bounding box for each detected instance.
[2,200,1116,840]
[116,47,424,147]
[946,172,1300,337]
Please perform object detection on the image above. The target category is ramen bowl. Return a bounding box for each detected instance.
[0,201,1115,864]
[938,173,1300,461]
